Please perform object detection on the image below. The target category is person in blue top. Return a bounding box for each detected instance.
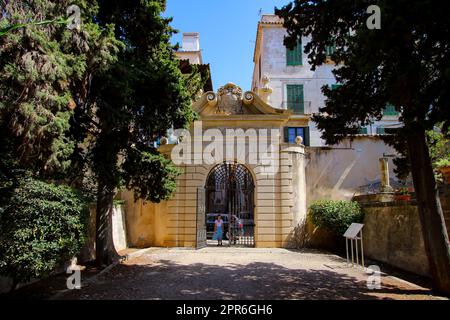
[213,215,224,246]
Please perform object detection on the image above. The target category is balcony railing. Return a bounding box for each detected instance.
[280,101,312,115]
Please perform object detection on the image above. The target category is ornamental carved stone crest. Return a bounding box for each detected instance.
[216,83,243,115]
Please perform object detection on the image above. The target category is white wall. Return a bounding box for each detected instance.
[175,51,202,65]
[306,137,399,205]
[258,27,336,112]
[182,33,200,51]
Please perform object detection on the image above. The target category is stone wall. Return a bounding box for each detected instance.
[122,135,401,250]
[362,202,429,276]
[357,188,450,277]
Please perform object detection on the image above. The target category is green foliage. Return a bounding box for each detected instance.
[436,159,450,168]
[75,0,196,197]
[309,200,363,236]
[1,0,189,202]
[67,0,199,264]
[113,199,125,206]
[0,0,121,182]
[396,187,409,195]
[182,63,210,101]
[0,0,200,267]
[427,124,450,170]
[0,178,89,285]
[122,148,182,202]
[0,17,68,37]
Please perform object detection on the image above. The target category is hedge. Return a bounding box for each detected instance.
[0,178,89,289]
[308,200,363,236]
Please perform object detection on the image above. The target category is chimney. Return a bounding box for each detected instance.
[182,32,200,51]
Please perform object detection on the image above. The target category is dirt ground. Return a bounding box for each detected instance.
[52,247,447,300]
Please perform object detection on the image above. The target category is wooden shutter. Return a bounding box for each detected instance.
[376,126,385,134]
[325,43,336,56]
[383,104,399,116]
[331,84,341,90]
[304,127,310,146]
[287,84,304,114]
[286,39,302,66]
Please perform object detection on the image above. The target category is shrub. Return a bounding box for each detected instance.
[436,158,450,169]
[309,200,364,236]
[0,178,89,289]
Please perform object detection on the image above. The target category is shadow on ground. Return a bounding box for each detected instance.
[56,259,433,300]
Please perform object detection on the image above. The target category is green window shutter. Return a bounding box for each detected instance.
[286,86,294,111]
[325,44,336,56]
[304,127,310,146]
[331,84,341,90]
[383,104,399,116]
[286,84,304,114]
[286,39,302,66]
[284,127,289,143]
[376,126,385,134]
[286,46,294,66]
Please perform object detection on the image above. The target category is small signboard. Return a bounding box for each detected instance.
[343,223,364,239]
[343,223,365,269]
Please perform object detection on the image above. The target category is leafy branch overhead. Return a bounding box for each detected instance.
[0,18,68,37]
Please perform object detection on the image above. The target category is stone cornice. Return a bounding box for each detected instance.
[193,83,291,117]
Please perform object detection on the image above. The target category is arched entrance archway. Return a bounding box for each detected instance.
[205,161,255,247]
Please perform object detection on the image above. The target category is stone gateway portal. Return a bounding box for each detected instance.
[120,83,309,249]
[205,162,255,247]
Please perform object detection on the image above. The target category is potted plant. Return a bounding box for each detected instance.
[436,158,450,184]
[395,187,411,201]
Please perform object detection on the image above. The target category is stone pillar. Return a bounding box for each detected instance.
[292,148,307,226]
[379,157,393,192]
[281,141,307,247]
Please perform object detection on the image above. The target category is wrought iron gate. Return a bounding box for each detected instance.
[196,187,207,249]
[205,162,255,247]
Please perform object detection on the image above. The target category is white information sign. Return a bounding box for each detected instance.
[343,223,365,269]
[343,223,364,239]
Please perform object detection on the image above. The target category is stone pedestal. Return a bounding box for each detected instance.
[258,74,273,104]
[258,87,273,104]
[379,157,393,192]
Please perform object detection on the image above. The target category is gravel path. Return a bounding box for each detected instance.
[60,247,446,300]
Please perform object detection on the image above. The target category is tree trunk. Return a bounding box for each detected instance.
[9,278,18,293]
[407,129,450,295]
[95,181,119,267]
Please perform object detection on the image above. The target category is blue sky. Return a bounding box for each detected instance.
[165,0,290,92]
